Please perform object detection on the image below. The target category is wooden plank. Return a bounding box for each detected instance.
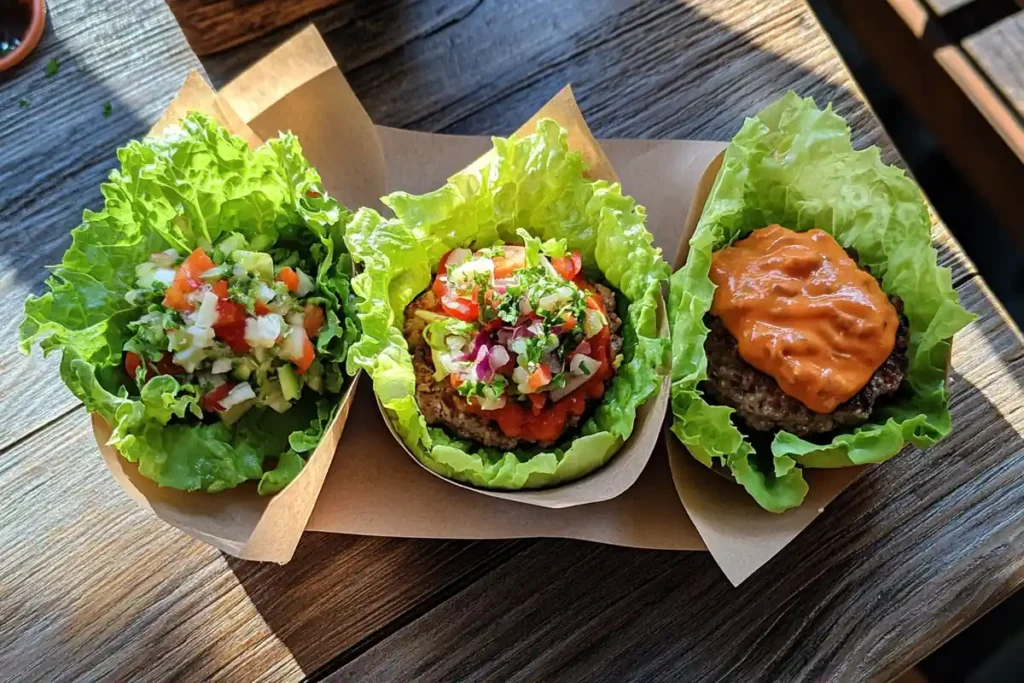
[964,11,1024,119]
[166,0,343,56]
[0,406,526,681]
[924,0,976,14]
[329,268,1024,682]
[0,0,203,450]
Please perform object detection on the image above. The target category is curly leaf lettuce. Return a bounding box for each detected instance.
[346,119,670,489]
[20,113,356,494]
[669,92,974,513]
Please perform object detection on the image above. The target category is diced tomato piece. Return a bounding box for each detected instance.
[527,365,552,391]
[276,266,300,292]
[163,284,193,312]
[432,250,459,298]
[306,189,321,198]
[437,250,458,276]
[215,320,251,355]
[200,382,235,413]
[527,392,547,415]
[124,352,143,379]
[493,246,527,278]
[440,291,479,322]
[449,373,464,389]
[303,304,325,339]
[211,280,229,299]
[175,247,216,291]
[483,318,503,333]
[254,301,271,316]
[561,313,577,330]
[551,250,582,281]
[216,298,246,327]
[154,353,183,376]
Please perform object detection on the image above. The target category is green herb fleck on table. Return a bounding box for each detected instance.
[18,99,30,108]
[45,58,59,77]
[103,101,112,118]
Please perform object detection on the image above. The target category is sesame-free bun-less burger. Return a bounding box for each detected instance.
[669,93,974,513]
[345,120,670,490]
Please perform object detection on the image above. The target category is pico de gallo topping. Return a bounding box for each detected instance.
[122,232,342,423]
[417,233,622,444]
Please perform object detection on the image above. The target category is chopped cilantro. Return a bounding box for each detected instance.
[102,101,113,117]
[44,58,59,77]
[17,98,30,108]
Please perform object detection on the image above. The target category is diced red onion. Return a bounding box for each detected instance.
[489,345,510,370]
[472,345,494,382]
[575,340,592,356]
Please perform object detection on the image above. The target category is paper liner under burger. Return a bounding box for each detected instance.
[663,147,955,586]
[364,86,667,508]
[89,55,385,562]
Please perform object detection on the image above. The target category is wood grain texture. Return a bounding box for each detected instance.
[0,407,526,681]
[166,0,344,56]
[1,0,1022,681]
[964,10,1024,119]
[334,269,1024,683]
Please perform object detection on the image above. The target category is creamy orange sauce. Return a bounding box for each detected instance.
[709,225,898,414]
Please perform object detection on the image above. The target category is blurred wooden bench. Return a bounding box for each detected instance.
[829,0,1023,240]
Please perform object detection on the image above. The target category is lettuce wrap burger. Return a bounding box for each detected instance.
[345,119,670,490]
[668,93,974,513]
[21,113,357,495]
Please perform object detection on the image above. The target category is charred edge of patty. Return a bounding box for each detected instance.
[701,296,910,438]
[403,285,623,450]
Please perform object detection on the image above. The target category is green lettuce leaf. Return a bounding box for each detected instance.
[669,92,974,512]
[21,113,356,494]
[346,119,670,489]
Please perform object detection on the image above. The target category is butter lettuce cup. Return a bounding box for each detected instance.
[668,92,974,513]
[21,113,359,496]
[345,119,671,502]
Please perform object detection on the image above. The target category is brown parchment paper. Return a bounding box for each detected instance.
[90,56,384,562]
[211,26,719,551]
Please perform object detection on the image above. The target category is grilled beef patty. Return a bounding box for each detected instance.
[701,297,909,437]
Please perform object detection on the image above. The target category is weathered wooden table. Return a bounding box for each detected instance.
[2,1,1022,680]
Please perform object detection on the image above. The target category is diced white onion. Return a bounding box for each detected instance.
[257,283,277,303]
[185,325,216,349]
[512,366,530,385]
[279,325,306,361]
[211,357,233,374]
[584,308,607,338]
[475,394,507,411]
[244,314,284,349]
[194,290,220,328]
[286,312,305,327]
[446,248,473,268]
[295,268,314,297]
[448,257,494,293]
[151,250,179,268]
[570,353,601,376]
[219,383,257,411]
[172,347,206,373]
[518,297,532,316]
[153,268,176,286]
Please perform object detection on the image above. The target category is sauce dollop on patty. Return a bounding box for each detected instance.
[709,225,898,414]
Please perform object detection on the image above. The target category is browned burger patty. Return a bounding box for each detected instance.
[701,297,909,437]
[404,284,623,450]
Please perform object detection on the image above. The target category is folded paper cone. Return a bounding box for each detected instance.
[366,85,670,508]
[87,58,385,563]
[664,140,957,587]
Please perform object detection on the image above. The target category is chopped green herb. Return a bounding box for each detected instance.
[17,98,30,108]
[102,101,113,117]
[44,57,60,77]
